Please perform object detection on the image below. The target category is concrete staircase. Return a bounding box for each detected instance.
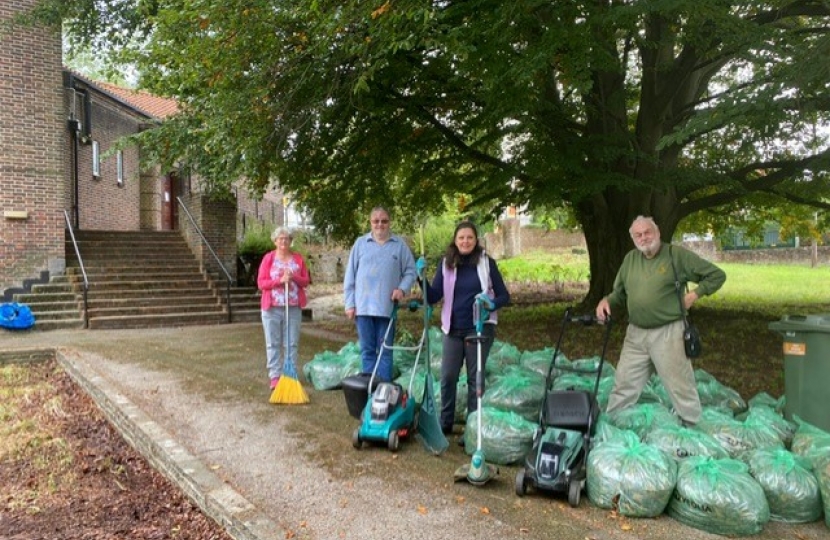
[13,230,261,330]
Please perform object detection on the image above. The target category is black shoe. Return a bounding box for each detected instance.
[457,437,465,447]
[441,426,453,435]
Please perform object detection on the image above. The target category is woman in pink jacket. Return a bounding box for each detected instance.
[257,227,311,391]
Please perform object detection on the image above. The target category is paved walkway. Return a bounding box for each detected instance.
[1,315,827,540]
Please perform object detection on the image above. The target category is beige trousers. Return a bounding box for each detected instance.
[606,319,701,425]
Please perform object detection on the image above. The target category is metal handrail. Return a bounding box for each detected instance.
[176,197,233,323]
[63,210,89,328]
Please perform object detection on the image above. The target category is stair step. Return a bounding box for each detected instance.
[88,311,230,330]
[68,268,204,278]
[84,288,218,300]
[25,229,243,331]
[230,309,262,323]
[28,310,86,321]
[31,319,86,331]
[14,292,80,303]
[87,296,220,309]
[87,303,224,317]
[75,279,210,292]
[31,283,75,294]
[24,301,81,311]
[67,254,200,263]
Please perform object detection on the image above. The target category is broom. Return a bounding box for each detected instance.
[270,280,309,405]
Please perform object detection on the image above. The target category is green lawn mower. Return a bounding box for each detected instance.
[515,309,613,506]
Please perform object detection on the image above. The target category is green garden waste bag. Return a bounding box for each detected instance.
[586,430,677,517]
[485,340,521,375]
[607,402,680,439]
[747,391,785,415]
[667,457,769,536]
[791,415,830,467]
[462,407,536,465]
[482,365,546,422]
[814,453,830,528]
[645,424,729,461]
[747,448,822,523]
[395,367,427,405]
[570,355,616,378]
[695,369,747,414]
[737,405,796,447]
[637,374,671,407]
[519,347,560,377]
[696,414,783,459]
[790,417,830,527]
[303,350,351,390]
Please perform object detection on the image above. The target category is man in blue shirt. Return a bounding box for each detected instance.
[344,207,417,381]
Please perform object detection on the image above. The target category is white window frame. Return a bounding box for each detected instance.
[91,141,100,177]
[116,150,124,187]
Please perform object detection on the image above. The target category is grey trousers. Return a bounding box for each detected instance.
[606,319,701,425]
[440,325,495,430]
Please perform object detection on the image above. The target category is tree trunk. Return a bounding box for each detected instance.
[576,202,631,310]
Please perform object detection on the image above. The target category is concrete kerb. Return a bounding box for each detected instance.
[4,346,279,540]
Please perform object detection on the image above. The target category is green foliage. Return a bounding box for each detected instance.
[36,0,830,302]
[237,223,273,258]
[527,205,578,231]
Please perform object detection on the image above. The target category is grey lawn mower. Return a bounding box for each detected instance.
[515,308,613,506]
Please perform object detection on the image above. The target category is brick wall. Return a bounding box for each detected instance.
[0,1,66,290]
[689,241,830,266]
[179,192,238,283]
[69,83,145,231]
[485,225,586,258]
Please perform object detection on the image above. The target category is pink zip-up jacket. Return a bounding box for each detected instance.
[257,251,311,310]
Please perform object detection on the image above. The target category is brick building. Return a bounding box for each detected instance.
[1,0,65,292]
[1,1,229,295]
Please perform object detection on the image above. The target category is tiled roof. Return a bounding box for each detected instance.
[94,80,179,120]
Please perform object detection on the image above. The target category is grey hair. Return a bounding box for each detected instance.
[629,215,660,235]
[271,226,293,242]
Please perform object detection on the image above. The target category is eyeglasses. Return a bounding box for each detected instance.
[371,219,390,224]
[276,237,291,242]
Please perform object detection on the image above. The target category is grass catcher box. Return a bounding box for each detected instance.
[342,373,380,419]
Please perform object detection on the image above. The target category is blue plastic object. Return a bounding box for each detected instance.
[0,302,36,330]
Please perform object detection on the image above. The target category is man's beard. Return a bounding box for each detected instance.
[636,238,661,258]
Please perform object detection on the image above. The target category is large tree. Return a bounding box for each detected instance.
[31,0,830,304]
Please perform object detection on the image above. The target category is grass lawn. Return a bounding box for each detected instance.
[379,254,830,406]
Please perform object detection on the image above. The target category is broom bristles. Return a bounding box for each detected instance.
[270,375,309,404]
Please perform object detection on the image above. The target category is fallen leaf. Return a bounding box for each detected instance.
[284,530,295,539]
[620,522,632,531]
[519,527,529,533]
[480,506,491,514]
[417,505,428,515]
[299,521,307,528]
[371,1,391,19]
[210,464,221,470]
[455,496,466,504]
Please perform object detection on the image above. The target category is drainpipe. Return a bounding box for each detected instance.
[64,73,92,229]
[68,112,81,228]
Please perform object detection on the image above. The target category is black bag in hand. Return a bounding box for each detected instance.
[683,323,702,358]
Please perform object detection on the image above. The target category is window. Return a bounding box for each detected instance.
[116,150,124,187]
[91,141,100,177]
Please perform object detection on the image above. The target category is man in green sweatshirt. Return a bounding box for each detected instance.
[595,216,726,426]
